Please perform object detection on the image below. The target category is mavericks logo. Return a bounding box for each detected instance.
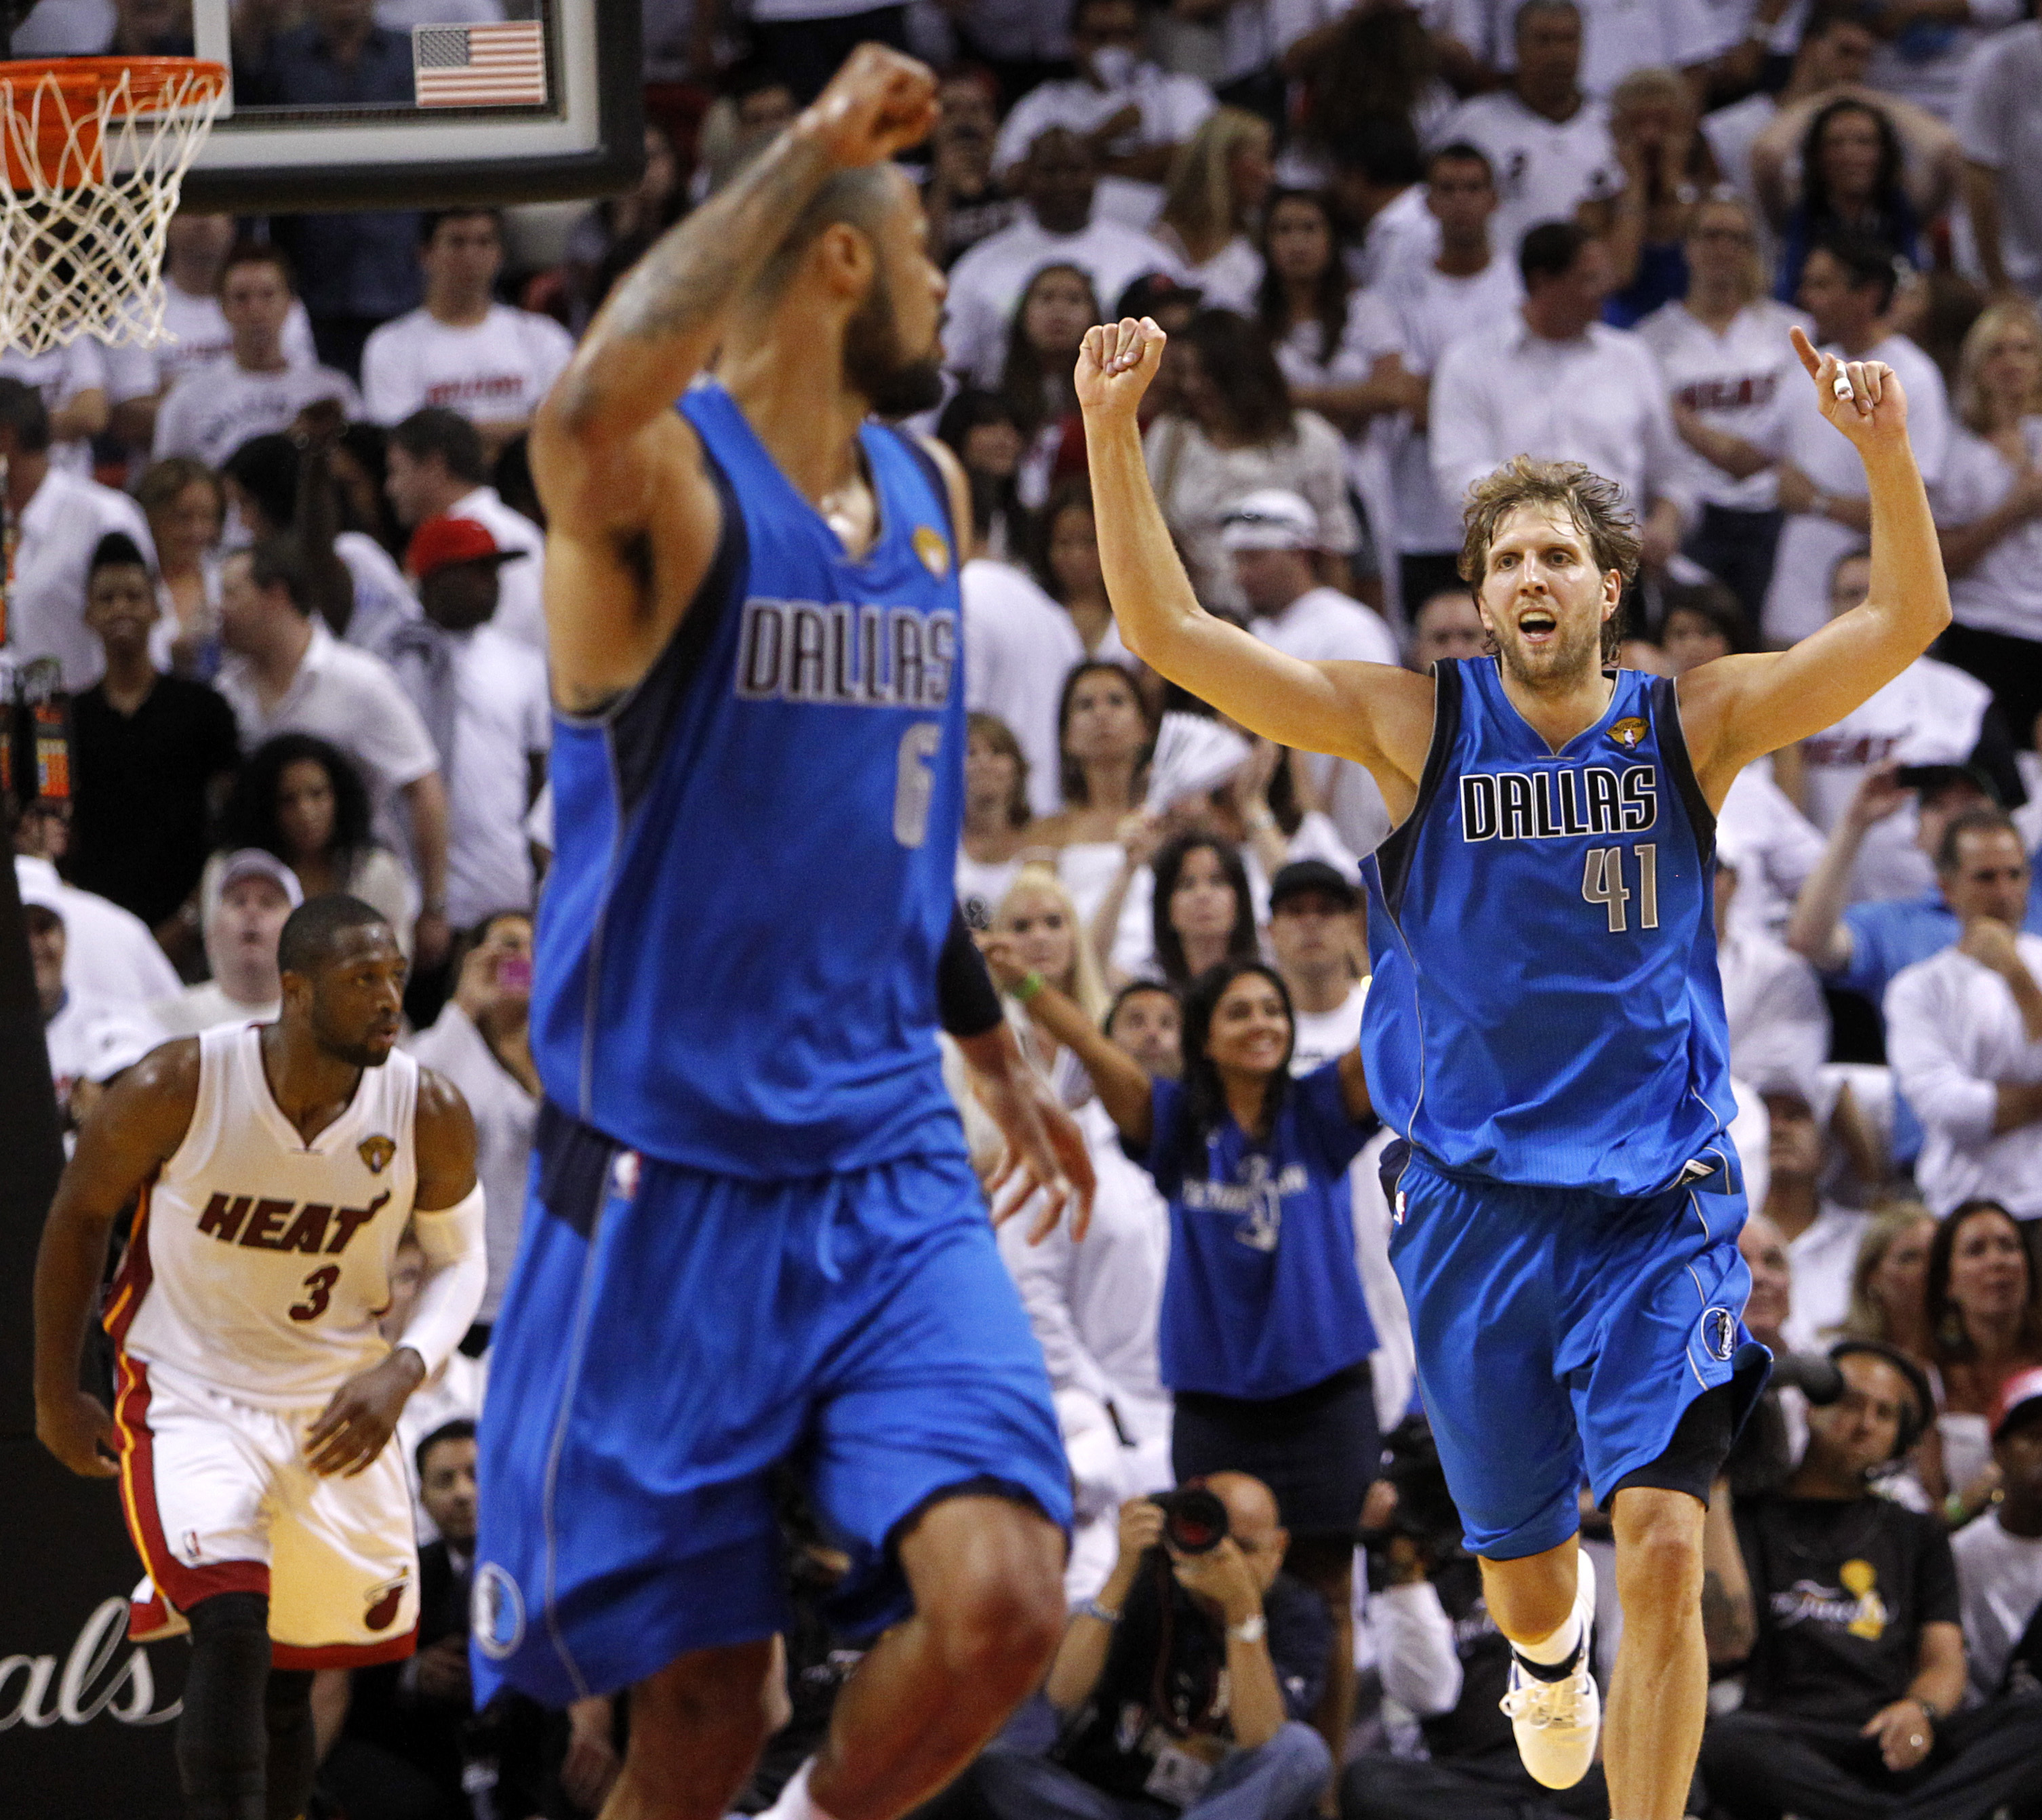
[1701,1306,1738,1363]
[473,1563,525,1661]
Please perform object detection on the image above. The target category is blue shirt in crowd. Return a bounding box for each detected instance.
[1138,1061,1379,1403]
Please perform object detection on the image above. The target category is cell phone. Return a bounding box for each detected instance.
[1893,765,1963,792]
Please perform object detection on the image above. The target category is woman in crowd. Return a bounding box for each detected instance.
[959,713,1038,930]
[1294,1,1454,163]
[1035,660,1158,930]
[1145,308,1361,614]
[1146,831,1260,992]
[211,734,415,950]
[1771,98,1921,299]
[936,387,1028,563]
[990,863,1113,1108]
[1658,580,1751,676]
[997,262,1099,506]
[1923,1199,2042,1524]
[1931,300,2042,747]
[138,456,225,679]
[1016,955,1382,1774]
[1150,108,1275,313]
[1647,191,1808,627]
[1033,481,1135,663]
[1843,1203,1939,1362]
[1581,67,1713,328]
[407,912,539,1336]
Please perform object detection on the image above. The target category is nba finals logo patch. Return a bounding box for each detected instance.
[1608,717,1647,751]
[1702,1307,1738,1362]
[913,525,949,580]
[358,1134,397,1174]
[364,1572,409,1631]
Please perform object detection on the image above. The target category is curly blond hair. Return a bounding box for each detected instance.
[1458,456,1642,662]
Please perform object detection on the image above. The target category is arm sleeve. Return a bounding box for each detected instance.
[936,902,1003,1038]
[1372,1581,1466,1719]
[1884,966,1999,1147]
[397,1182,487,1378]
[1297,1057,1381,1172]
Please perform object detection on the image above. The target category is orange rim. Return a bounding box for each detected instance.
[0,56,228,115]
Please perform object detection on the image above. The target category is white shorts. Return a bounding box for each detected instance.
[113,1352,420,1668]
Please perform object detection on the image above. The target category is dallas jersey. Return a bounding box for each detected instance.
[106,1021,421,1408]
[529,378,967,1176]
[1363,658,1735,1197]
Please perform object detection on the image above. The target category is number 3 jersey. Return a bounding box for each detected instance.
[104,1022,421,1408]
[1361,657,1735,1197]
[529,378,967,1179]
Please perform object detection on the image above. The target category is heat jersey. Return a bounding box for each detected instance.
[106,1022,420,1408]
[1362,658,1735,1196]
[529,378,967,1177]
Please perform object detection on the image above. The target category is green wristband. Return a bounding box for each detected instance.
[1012,971,1046,1004]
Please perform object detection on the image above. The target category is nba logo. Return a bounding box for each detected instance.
[610,1149,641,1203]
[1394,1189,1407,1227]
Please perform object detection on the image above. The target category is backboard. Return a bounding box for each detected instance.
[4,0,641,211]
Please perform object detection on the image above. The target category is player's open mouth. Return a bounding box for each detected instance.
[1517,610,1557,641]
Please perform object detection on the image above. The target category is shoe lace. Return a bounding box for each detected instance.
[1500,1666,1588,1728]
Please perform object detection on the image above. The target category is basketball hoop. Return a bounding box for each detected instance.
[0,58,227,356]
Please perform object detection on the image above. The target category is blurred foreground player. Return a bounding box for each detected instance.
[1077,312,1951,1820]
[34,896,486,1820]
[478,43,1092,1820]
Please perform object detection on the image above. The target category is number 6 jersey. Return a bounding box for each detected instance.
[1361,657,1735,1197]
[105,1021,421,1408]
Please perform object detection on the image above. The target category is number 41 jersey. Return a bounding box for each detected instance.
[1361,658,1736,1197]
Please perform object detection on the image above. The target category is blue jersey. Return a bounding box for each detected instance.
[1362,658,1734,1196]
[530,380,968,1176]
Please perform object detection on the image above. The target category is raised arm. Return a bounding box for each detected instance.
[982,933,1156,1151]
[1678,326,1950,804]
[532,47,938,709]
[1075,318,1436,821]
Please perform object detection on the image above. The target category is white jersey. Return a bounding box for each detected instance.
[111,1023,422,1408]
[1635,298,1811,513]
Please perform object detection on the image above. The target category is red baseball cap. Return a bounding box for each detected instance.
[1992,1364,2042,1440]
[406,514,526,582]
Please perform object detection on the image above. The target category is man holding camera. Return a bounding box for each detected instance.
[973,1473,1332,1820]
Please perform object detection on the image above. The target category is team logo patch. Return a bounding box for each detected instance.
[610,1149,641,1203]
[1608,716,1647,751]
[364,1572,409,1631]
[913,525,950,579]
[358,1134,397,1175]
[1701,1306,1738,1363]
[473,1562,525,1661]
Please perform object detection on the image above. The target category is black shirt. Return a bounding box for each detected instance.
[1736,1492,1960,1726]
[68,675,239,928]
[1054,1563,1328,1800]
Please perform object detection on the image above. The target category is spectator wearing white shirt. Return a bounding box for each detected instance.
[377,516,550,933]
[1268,859,1368,1075]
[361,210,576,457]
[943,127,1184,390]
[1951,1367,2042,1705]
[992,0,1218,223]
[1960,21,2042,304]
[21,876,136,1131]
[1646,191,1811,627]
[1756,1082,1870,1355]
[1325,116,1436,293]
[1717,852,1832,1107]
[150,849,298,1040]
[214,535,452,969]
[1366,142,1526,612]
[0,377,155,690]
[386,407,547,653]
[152,244,361,471]
[1428,220,1690,566]
[15,850,181,1018]
[959,713,1037,931]
[1230,490,1399,859]
[1932,300,2042,754]
[963,557,1086,823]
[1885,813,2042,1219]
[1448,0,1742,102]
[1432,0,1621,266]
[0,335,106,479]
[1150,108,1273,312]
[1863,0,2024,123]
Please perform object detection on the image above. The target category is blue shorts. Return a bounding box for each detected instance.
[1382,1141,1768,1561]
[471,1106,1071,1707]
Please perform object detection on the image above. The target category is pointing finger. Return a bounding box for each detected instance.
[1789,323,1822,378]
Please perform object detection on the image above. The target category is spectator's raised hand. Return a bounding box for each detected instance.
[1077,317,1167,424]
[1792,324,1908,450]
[1844,760,1910,831]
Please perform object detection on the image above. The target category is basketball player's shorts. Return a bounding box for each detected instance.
[1381,1140,1771,1561]
[111,1353,420,1666]
[471,1104,1073,1708]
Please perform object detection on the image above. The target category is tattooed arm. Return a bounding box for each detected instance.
[531,45,938,711]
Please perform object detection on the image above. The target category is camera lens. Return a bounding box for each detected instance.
[1155,1486,1229,1556]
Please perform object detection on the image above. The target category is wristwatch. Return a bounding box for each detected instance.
[1228,1613,1268,1645]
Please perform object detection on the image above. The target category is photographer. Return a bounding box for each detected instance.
[973,1473,1332,1820]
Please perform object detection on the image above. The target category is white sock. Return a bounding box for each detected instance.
[1512,1606,1583,1668]
[760,1760,845,1820]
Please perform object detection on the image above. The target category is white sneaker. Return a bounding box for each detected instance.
[1499,1547,1601,1789]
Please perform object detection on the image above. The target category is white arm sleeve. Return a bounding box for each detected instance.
[1373,1580,1465,1719]
[397,1182,487,1379]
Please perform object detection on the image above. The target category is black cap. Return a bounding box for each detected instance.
[1114,270,1203,321]
[1268,859,1358,910]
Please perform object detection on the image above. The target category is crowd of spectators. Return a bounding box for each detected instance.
[16,2,2042,1817]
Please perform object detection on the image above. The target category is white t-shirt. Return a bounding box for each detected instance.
[1289,979,1369,1075]
[1958,24,2042,296]
[1759,333,1952,646]
[17,858,182,1018]
[125,285,319,402]
[1866,0,2024,121]
[1700,92,1778,223]
[961,557,1086,821]
[1462,0,1742,97]
[1797,656,1994,903]
[9,467,156,690]
[1350,184,1441,292]
[1719,928,1830,1107]
[1715,756,1826,943]
[153,357,363,469]
[0,338,106,476]
[1951,1509,2042,1703]
[1635,298,1812,513]
[944,213,1185,389]
[993,68,1217,226]
[1933,420,2042,642]
[1777,1202,1873,1354]
[337,530,422,656]
[1174,234,1263,313]
[1369,254,1524,553]
[957,852,1026,932]
[151,982,279,1041]
[361,304,576,431]
[1430,89,1620,263]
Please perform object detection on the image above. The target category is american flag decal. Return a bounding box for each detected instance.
[413,22,549,107]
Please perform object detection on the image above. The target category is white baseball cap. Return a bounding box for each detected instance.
[216,849,304,909]
[1218,489,1321,552]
